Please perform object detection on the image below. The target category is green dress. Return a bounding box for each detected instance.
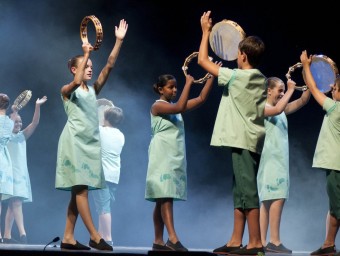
[257,111,289,201]
[145,100,187,201]
[55,86,105,191]
[0,115,14,199]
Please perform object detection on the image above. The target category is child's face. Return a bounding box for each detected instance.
[72,58,93,81]
[82,59,93,81]
[160,79,177,101]
[331,83,340,101]
[267,82,285,106]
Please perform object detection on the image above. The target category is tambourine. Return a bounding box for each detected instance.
[182,52,212,84]
[209,19,246,61]
[286,54,338,93]
[80,15,103,51]
[13,90,32,110]
[97,98,114,125]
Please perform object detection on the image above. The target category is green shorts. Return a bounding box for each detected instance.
[326,170,340,219]
[232,148,260,209]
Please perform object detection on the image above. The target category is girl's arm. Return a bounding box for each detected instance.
[285,89,311,115]
[264,79,295,117]
[186,61,222,112]
[94,19,128,95]
[151,75,194,115]
[22,96,47,140]
[61,44,92,99]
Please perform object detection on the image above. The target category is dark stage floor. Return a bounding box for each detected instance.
[0,244,314,256]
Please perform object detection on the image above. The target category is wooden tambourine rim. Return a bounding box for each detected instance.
[209,19,246,61]
[182,52,212,84]
[80,15,103,51]
[286,54,338,93]
[14,90,32,110]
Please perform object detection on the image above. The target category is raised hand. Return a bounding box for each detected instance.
[115,19,128,40]
[36,96,48,105]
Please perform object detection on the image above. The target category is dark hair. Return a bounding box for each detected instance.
[239,35,265,68]
[265,77,283,90]
[67,55,84,74]
[153,74,176,94]
[104,106,124,126]
[0,93,10,110]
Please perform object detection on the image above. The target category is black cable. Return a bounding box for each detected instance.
[43,236,60,251]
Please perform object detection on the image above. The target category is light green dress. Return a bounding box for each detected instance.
[257,111,289,201]
[0,115,14,199]
[145,101,187,201]
[7,132,32,202]
[55,86,105,191]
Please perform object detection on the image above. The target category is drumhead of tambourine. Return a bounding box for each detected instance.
[209,20,246,61]
[310,55,338,93]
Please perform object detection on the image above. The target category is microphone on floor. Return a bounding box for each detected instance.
[43,236,60,251]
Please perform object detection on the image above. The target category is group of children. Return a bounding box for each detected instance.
[0,93,47,245]
[146,10,340,256]
[0,9,339,255]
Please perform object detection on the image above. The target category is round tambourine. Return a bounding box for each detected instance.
[285,63,307,91]
[286,54,338,93]
[97,98,114,125]
[182,52,212,84]
[80,15,103,51]
[209,19,246,61]
[13,90,32,110]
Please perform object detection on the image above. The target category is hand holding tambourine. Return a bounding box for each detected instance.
[286,54,338,93]
[80,15,103,51]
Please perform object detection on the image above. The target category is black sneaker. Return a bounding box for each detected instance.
[152,243,172,251]
[265,242,292,254]
[213,244,243,254]
[89,238,113,251]
[229,245,265,255]
[165,239,188,252]
[310,245,336,256]
[60,240,91,250]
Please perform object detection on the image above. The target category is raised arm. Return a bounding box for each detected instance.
[186,61,222,111]
[151,75,194,115]
[22,96,47,140]
[300,50,326,107]
[264,79,295,117]
[285,88,311,115]
[197,11,220,77]
[61,43,92,99]
[94,19,128,95]
[10,104,19,121]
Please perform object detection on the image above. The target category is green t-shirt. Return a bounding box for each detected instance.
[313,97,340,171]
[211,67,266,154]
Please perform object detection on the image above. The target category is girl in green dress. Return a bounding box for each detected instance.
[146,70,218,251]
[55,19,128,251]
